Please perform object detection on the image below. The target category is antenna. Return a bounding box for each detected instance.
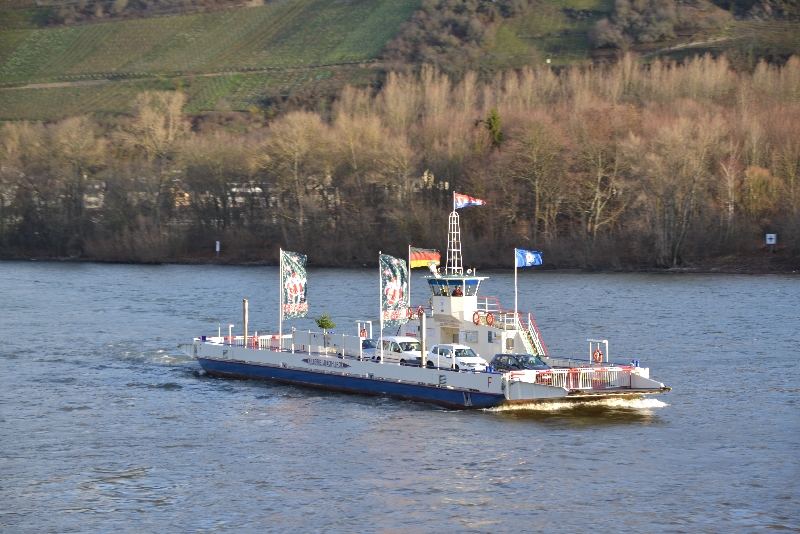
[446,210,463,275]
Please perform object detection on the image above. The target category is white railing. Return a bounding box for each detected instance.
[522,313,548,357]
[474,297,549,357]
[257,334,292,351]
[215,331,363,358]
[522,367,632,390]
[476,296,502,313]
[291,330,363,358]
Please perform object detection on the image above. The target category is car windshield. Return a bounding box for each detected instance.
[518,355,546,368]
[362,339,377,349]
[454,348,477,358]
[398,341,421,352]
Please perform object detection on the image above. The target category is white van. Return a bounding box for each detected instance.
[362,336,424,364]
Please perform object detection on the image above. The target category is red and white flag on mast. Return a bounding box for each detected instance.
[454,192,486,210]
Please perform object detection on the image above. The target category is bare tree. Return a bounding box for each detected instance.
[718,142,741,239]
[509,118,565,246]
[263,111,328,242]
[47,117,106,253]
[571,108,632,244]
[118,91,190,229]
[626,112,725,267]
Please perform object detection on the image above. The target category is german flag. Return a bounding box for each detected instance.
[410,247,440,269]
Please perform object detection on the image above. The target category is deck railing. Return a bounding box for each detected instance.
[474,297,549,357]
[221,334,292,351]
[520,367,633,390]
[216,332,363,358]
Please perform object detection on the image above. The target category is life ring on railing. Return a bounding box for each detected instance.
[472,311,481,325]
[485,313,495,326]
[592,348,603,364]
[360,328,367,338]
[407,307,415,319]
[417,306,425,318]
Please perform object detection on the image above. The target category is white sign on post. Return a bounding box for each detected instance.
[215,241,220,252]
[766,234,776,245]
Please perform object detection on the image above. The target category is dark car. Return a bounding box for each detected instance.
[490,353,550,371]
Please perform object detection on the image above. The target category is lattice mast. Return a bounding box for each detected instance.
[446,193,463,275]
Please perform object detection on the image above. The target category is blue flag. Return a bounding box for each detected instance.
[515,249,542,267]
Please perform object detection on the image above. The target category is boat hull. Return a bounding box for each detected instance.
[197,357,505,409]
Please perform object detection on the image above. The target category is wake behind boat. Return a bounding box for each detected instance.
[180,193,670,409]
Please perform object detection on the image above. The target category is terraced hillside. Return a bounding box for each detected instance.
[0,0,418,83]
[0,0,417,119]
[0,68,379,119]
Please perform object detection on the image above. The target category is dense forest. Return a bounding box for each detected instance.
[1,54,799,269]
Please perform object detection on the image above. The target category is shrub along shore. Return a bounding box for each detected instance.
[1,55,799,270]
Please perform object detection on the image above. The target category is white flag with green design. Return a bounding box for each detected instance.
[281,250,308,319]
[380,253,409,327]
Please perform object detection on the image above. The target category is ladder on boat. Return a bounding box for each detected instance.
[516,313,549,357]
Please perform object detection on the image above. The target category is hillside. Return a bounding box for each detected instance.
[0,0,799,120]
[0,0,418,119]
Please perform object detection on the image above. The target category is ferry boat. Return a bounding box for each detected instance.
[180,196,670,409]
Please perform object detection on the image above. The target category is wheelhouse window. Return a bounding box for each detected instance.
[427,278,482,296]
[465,280,481,296]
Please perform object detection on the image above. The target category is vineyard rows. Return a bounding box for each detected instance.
[0,0,420,84]
[0,68,379,120]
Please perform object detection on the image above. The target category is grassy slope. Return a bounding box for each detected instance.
[0,68,379,119]
[488,0,800,68]
[1,0,798,120]
[0,0,417,119]
[488,0,613,67]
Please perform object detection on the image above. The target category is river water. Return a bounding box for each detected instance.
[1,262,798,532]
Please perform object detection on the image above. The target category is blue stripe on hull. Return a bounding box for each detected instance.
[197,358,504,409]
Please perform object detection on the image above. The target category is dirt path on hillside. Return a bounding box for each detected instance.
[10,79,111,90]
[640,36,737,59]
[2,62,385,91]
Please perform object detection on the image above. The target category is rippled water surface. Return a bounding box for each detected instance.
[1,263,798,532]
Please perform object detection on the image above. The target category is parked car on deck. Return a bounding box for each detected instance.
[362,336,423,364]
[490,353,550,372]
[425,344,488,371]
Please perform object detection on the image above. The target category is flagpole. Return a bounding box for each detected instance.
[278,248,283,348]
[379,251,383,363]
[514,248,518,331]
[408,244,411,314]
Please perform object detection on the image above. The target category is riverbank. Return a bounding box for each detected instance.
[4,249,798,274]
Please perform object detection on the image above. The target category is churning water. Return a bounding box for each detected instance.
[1,263,798,532]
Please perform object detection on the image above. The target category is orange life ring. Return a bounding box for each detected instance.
[592,348,603,363]
[417,306,424,318]
[472,311,481,325]
[485,313,495,326]
[407,307,415,319]
[360,328,367,338]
